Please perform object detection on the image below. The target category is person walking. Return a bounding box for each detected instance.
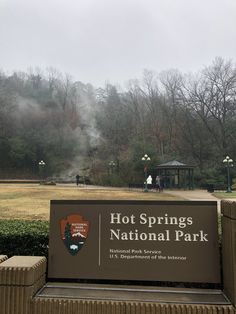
[147,175,153,189]
[159,176,164,192]
[156,175,161,192]
[76,174,80,186]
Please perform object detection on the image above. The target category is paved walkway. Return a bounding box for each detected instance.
[58,184,236,203]
[164,189,236,201]
[163,189,219,201]
[163,189,236,213]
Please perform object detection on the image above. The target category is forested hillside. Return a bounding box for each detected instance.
[1,57,236,186]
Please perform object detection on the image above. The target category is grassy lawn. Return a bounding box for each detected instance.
[213,191,236,199]
[0,184,181,220]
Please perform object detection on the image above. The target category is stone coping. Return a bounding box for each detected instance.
[36,283,231,305]
[0,256,46,286]
[0,255,8,264]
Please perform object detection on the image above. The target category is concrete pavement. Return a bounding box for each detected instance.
[163,189,219,201]
[163,189,236,213]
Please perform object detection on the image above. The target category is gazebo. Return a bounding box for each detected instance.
[156,160,194,190]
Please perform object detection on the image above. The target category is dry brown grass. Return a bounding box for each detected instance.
[0,184,181,220]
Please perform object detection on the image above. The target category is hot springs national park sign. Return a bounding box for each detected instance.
[48,200,221,283]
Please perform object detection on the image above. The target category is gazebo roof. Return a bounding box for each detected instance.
[157,160,194,169]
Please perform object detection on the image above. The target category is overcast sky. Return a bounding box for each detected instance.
[0,0,236,87]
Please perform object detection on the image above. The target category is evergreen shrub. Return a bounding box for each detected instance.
[0,220,49,258]
[97,174,126,187]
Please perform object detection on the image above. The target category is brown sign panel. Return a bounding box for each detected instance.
[48,200,221,283]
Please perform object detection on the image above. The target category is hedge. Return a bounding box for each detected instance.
[0,220,49,258]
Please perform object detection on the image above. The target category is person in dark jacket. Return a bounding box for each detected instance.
[159,176,164,192]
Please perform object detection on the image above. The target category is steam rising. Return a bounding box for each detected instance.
[8,71,102,181]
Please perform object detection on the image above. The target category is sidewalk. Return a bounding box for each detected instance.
[163,189,236,213]
[163,189,219,201]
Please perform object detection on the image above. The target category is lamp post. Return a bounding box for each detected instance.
[223,156,233,193]
[108,161,116,174]
[38,160,46,183]
[142,154,151,192]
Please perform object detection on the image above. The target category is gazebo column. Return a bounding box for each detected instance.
[188,169,191,190]
[177,169,180,188]
[169,170,172,189]
[183,169,187,189]
[191,169,194,190]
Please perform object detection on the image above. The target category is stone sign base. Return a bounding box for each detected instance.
[32,299,235,314]
[0,255,46,314]
[0,255,235,314]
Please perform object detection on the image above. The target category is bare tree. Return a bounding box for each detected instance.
[183,57,236,154]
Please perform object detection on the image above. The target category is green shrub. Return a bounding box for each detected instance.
[195,168,225,189]
[40,181,56,185]
[96,174,126,187]
[0,220,49,258]
[231,177,236,190]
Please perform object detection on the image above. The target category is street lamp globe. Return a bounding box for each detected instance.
[39,160,46,166]
[142,154,151,162]
[108,161,116,174]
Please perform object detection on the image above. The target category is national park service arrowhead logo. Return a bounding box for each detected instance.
[60,214,89,256]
